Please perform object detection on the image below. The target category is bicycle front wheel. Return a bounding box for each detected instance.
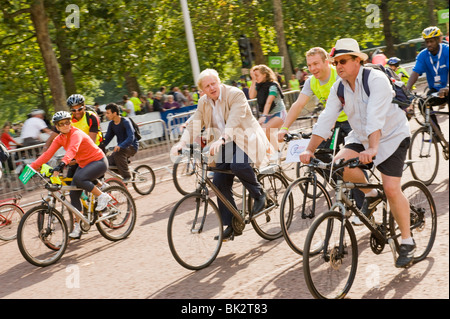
[389,180,437,264]
[17,205,68,267]
[132,164,156,195]
[409,127,439,185]
[0,204,24,241]
[280,177,332,255]
[250,173,289,240]
[96,185,137,241]
[303,211,358,299]
[167,193,223,270]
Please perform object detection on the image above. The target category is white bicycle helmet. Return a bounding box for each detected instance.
[52,111,72,124]
[66,94,85,107]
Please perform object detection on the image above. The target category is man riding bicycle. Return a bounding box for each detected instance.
[299,38,414,268]
[406,26,449,135]
[103,103,139,182]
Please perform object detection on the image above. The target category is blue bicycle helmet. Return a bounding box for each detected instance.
[387,57,401,66]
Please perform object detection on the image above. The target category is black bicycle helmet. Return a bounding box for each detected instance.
[52,111,72,124]
[422,26,443,39]
[67,94,85,107]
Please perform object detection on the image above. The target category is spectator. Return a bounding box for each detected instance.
[190,85,200,104]
[122,95,135,117]
[241,81,250,99]
[158,86,167,103]
[183,89,194,106]
[288,74,300,91]
[172,86,188,107]
[140,95,151,113]
[130,91,142,114]
[147,91,154,111]
[20,109,53,146]
[152,92,163,112]
[1,122,22,150]
[162,95,180,110]
[93,102,105,122]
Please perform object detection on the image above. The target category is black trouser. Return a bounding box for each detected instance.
[213,142,263,226]
[107,145,137,180]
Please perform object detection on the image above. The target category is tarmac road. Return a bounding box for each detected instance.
[0,108,448,303]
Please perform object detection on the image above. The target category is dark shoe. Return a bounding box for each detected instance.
[395,240,416,268]
[361,191,383,217]
[214,225,234,241]
[251,192,266,215]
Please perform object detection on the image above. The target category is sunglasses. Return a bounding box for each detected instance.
[57,120,71,127]
[70,106,84,113]
[332,57,354,66]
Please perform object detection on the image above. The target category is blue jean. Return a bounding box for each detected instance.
[213,142,263,226]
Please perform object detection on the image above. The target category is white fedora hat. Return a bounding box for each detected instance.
[329,38,368,61]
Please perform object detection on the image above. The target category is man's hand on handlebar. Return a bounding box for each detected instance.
[171,140,187,157]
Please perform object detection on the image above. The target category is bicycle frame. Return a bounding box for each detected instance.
[424,104,449,151]
[191,150,279,226]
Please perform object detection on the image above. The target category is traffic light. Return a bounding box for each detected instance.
[238,36,253,68]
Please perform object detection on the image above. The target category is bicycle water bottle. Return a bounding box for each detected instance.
[81,191,89,201]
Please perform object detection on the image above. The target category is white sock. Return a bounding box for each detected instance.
[401,237,414,245]
[365,189,378,197]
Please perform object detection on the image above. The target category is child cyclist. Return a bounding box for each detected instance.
[30,111,112,239]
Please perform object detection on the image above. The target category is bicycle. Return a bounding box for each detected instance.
[105,148,156,195]
[167,146,294,270]
[302,157,436,299]
[16,165,137,267]
[408,93,449,185]
[0,195,25,241]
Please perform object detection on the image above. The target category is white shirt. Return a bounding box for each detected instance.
[125,100,135,117]
[312,66,410,165]
[207,87,225,133]
[21,117,48,139]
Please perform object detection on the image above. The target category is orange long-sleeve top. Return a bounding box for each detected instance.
[31,126,104,170]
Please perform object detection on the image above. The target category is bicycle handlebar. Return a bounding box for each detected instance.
[283,132,312,142]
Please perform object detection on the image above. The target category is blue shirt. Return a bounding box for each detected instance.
[413,43,449,91]
[104,117,138,151]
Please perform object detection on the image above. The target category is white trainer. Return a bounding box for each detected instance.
[96,193,113,211]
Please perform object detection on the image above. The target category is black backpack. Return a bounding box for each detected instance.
[0,141,10,162]
[128,117,142,141]
[337,64,412,111]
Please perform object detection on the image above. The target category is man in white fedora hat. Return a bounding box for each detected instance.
[300,38,414,268]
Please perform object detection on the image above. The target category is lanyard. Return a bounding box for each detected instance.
[428,44,442,76]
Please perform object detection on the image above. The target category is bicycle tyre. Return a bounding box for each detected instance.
[105,177,128,190]
[303,210,358,299]
[96,185,137,241]
[167,193,223,270]
[280,177,332,255]
[389,180,437,264]
[172,154,199,195]
[250,173,290,241]
[131,164,156,195]
[0,203,24,241]
[408,126,439,185]
[17,205,68,267]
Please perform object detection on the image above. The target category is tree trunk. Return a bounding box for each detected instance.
[272,0,292,88]
[29,0,67,111]
[124,71,141,95]
[51,13,77,96]
[427,0,437,25]
[380,0,395,57]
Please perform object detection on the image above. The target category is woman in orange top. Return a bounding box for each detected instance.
[31,111,111,239]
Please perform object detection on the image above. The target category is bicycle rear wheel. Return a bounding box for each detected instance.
[249,173,289,240]
[280,177,332,255]
[17,205,68,267]
[172,154,199,195]
[409,126,439,185]
[131,164,155,195]
[303,211,358,299]
[389,180,437,264]
[0,204,24,241]
[96,185,137,241]
[167,193,223,270]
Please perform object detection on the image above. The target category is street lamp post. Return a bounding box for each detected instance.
[180,0,200,85]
